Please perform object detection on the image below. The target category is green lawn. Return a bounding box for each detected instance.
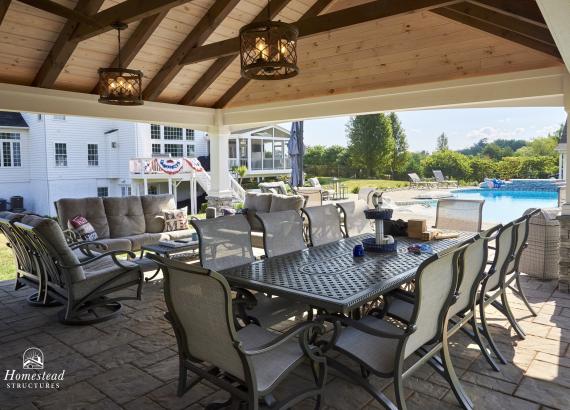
[0,241,15,281]
[316,177,408,192]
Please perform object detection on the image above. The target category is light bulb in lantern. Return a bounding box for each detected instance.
[255,37,268,61]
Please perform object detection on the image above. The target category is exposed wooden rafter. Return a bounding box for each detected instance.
[143,0,240,102]
[32,0,105,88]
[18,0,100,27]
[180,0,462,66]
[433,7,561,58]
[70,0,192,42]
[178,0,295,106]
[212,0,335,108]
[90,11,168,94]
[0,0,11,26]
[467,0,547,28]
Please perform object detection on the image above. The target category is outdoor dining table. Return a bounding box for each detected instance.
[221,232,474,314]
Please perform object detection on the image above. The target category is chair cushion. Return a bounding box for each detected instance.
[125,233,165,251]
[244,193,273,212]
[0,211,24,222]
[55,197,110,239]
[103,197,146,238]
[238,324,304,393]
[269,194,303,213]
[95,238,132,252]
[73,256,141,300]
[164,229,195,241]
[334,316,402,374]
[141,194,176,233]
[163,207,188,232]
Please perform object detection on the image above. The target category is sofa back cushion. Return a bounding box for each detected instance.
[21,214,85,283]
[244,193,273,231]
[269,194,304,212]
[141,194,176,233]
[55,197,110,239]
[103,197,145,238]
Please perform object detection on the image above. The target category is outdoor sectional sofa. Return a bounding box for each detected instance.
[55,194,194,252]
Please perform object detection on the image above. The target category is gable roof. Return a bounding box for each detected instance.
[0,112,28,128]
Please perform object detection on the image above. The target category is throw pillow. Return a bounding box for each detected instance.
[68,215,98,241]
[163,207,189,232]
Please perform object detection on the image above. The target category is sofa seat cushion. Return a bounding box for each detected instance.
[125,233,166,251]
[55,197,110,239]
[96,238,132,252]
[251,231,264,249]
[269,194,304,212]
[104,197,146,238]
[164,229,195,241]
[141,194,176,233]
[74,257,141,300]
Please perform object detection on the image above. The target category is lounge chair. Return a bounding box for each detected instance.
[433,169,459,187]
[307,177,335,200]
[407,173,436,189]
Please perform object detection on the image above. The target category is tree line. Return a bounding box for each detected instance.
[304,113,564,182]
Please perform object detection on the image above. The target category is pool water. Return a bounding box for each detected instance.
[452,189,559,223]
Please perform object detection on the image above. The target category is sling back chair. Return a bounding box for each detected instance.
[336,200,373,238]
[148,254,327,410]
[407,173,436,189]
[433,170,459,188]
[13,214,150,324]
[256,210,306,258]
[435,199,484,232]
[302,205,344,247]
[323,241,474,410]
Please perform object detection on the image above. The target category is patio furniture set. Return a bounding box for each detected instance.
[0,195,541,409]
[408,170,459,189]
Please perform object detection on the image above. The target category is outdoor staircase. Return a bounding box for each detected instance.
[194,171,246,203]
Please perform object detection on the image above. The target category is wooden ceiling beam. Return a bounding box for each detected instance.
[0,0,11,26]
[143,0,240,101]
[467,0,547,28]
[433,7,561,58]
[212,0,335,108]
[90,11,168,94]
[446,3,555,45]
[17,0,100,27]
[178,0,294,106]
[70,0,191,42]
[181,0,462,66]
[32,0,105,88]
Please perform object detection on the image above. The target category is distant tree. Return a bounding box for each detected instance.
[436,132,449,151]
[303,145,326,166]
[493,139,527,152]
[481,143,513,160]
[459,138,488,156]
[346,114,395,178]
[388,112,410,178]
[515,136,558,158]
[322,145,347,166]
[554,122,566,142]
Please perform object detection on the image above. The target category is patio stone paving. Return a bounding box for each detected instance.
[0,275,568,409]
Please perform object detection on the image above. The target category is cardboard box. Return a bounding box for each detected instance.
[408,219,427,239]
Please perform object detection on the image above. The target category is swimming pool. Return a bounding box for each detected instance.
[452,189,559,223]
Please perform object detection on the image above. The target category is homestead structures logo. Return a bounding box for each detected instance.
[3,347,65,390]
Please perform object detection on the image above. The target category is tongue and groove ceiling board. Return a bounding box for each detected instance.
[0,0,563,109]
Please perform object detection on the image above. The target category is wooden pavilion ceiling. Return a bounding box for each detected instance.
[0,0,563,110]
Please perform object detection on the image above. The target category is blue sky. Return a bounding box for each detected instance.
[280,107,567,152]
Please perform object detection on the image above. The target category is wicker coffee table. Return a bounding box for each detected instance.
[141,240,199,281]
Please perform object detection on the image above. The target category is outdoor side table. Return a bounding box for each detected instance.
[140,241,199,281]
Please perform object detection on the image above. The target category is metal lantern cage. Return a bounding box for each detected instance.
[239,20,299,80]
[98,67,143,106]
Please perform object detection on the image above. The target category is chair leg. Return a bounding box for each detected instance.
[393,369,407,410]
[515,274,537,317]
[441,341,473,410]
[479,300,507,364]
[500,292,526,339]
[469,317,500,372]
[177,358,188,397]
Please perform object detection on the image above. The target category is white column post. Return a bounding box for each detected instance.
[563,72,570,210]
[143,178,148,195]
[207,112,233,209]
[168,177,172,194]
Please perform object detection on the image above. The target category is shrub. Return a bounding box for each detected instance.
[351,186,359,194]
[420,150,471,181]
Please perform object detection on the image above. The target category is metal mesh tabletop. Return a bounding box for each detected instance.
[221,233,473,313]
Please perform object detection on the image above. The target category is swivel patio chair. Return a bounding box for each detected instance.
[336,200,373,237]
[13,214,151,324]
[256,210,306,258]
[435,198,484,232]
[302,204,344,247]
[433,170,459,188]
[323,241,473,410]
[149,254,327,409]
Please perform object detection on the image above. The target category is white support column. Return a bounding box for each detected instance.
[190,175,197,215]
[143,178,148,196]
[168,177,173,194]
[207,113,233,209]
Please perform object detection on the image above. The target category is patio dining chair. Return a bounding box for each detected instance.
[407,173,436,189]
[149,254,327,409]
[12,214,150,324]
[435,198,484,232]
[302,204,344,247]
[256,210,306,258]
[433,170,459,188]
[336,200,373,237]
[323,241,473,410]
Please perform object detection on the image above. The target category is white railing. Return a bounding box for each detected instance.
[230,175,246,202]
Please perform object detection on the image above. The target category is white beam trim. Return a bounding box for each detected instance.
[222,67,565,130]
[0,83,216,131]
[537,0,570,73]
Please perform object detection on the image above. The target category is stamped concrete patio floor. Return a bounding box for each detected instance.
[0,276,569,410]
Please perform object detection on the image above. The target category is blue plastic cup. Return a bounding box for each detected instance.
[353,244,365,257]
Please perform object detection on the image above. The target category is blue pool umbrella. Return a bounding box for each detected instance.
[288,121,304,187]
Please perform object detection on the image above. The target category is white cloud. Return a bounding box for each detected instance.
[465,126,525,142]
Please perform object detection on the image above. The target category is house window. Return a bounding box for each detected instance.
[37,114,42,121]
[97,187,108,197]
[164,126,183,140]
[87,144,98,166]
[263,140,274,169]
[251,139,262,170]
[148,186,158,195]
[185,129,195,140]
[164,143,183,157]
[53,115,66,120]
[151,124,161,139]
[55,143,67,167]
[121,186,132,197]
[186,145,195,156]
[152,144,161,156]
[0,133,21,167]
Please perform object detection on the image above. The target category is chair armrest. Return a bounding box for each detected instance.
[243,322,325,356]
[319,314,410,339]
[70,241,109,258]
[61,250,136,269]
